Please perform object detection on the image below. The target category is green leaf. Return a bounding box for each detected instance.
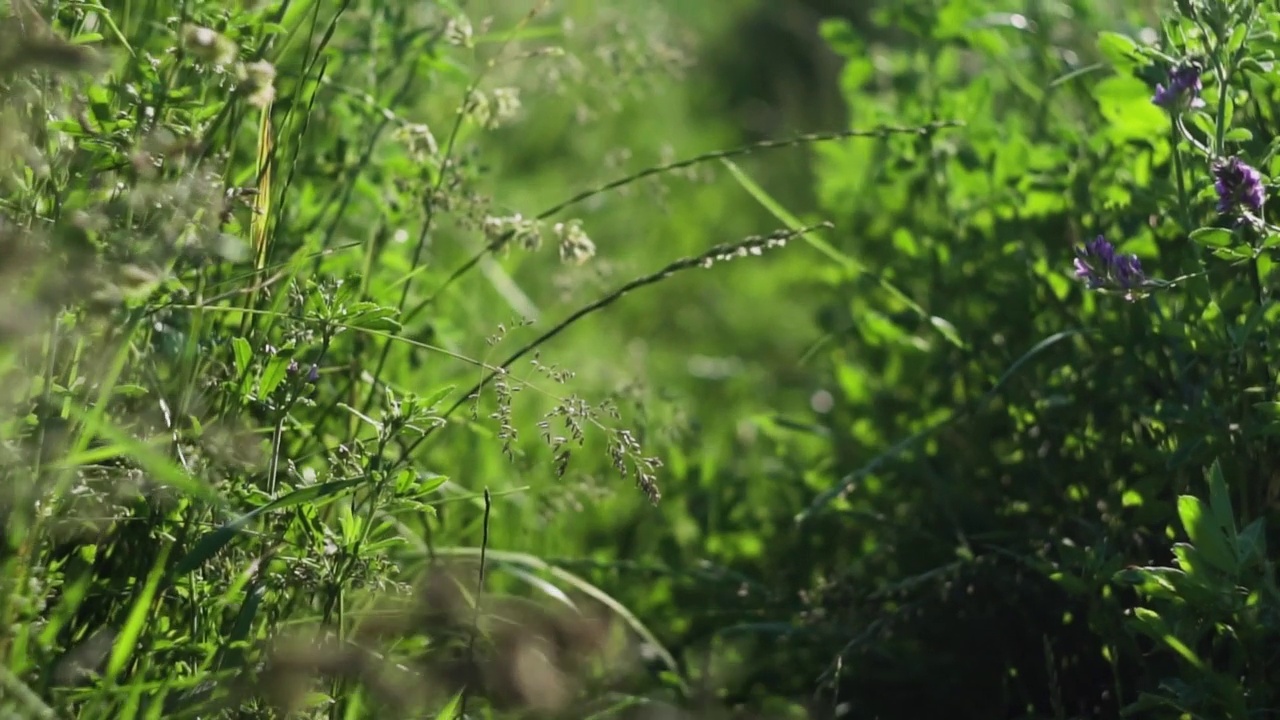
[1190,227,1234,248]
[231,337,252,378]
[1238,517,1267,567]
[344,303,402,332]
[1092,75,1167,141]
[818,18,859,58]
[1096,31,1143,71]
[1129,607,1205,669]
[395,470,447,499]
[1171,543,1208,579]
[217,584,265,673]
[1227,23,1249,55]
[1224,127,1254,143]
[259,355,291,397]
[1177,495,1237,575]
[1206,460,1238,547]
[420,384,456,409]
[113,384,149,398]
[1212,245,1254,260]
[1048,570,1087,594]
[1254,402,1280,424]
[433,691,463,720]
[1163,546,1224,608]
[1189,110,1216,139]
[1112,566,1185,600]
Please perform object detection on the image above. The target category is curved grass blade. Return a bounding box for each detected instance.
[431,546,689,695]
[499,564,578,611]
[104,543,172,681]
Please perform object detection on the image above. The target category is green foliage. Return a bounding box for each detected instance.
[783,0,1280,718]
[11,0,1280,718]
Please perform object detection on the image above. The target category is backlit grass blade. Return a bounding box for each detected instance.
[104,542,172,681]
[251,104,275,276]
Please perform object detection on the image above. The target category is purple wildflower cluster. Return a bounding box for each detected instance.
[1213,156,1266,217]
[1074,235,1145,300]
[286,360,321,383]
[1148,64,1267,219]
[266,343,321,384]
[1151,63,1205,110]
[1077,66,1274,300]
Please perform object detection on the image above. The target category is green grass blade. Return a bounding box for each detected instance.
[104,543,172,681]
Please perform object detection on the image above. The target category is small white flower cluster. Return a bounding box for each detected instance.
[465,87,523,130]
[698,233,789,268]
[180,25,276,109]
[553,220,596,266]
[482,213,543,250]
[394,123,440,159]
[481,214,596,265]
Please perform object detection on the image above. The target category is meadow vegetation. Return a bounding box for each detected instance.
[4,0,1280,718]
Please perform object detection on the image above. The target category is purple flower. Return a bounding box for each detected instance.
[1152,63,1205,110]
[1213,156,1265,217]
[307,364,320,383]
[1074,235,1146,300]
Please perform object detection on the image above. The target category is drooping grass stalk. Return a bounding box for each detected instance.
[403,120,962,327]
[397,223,831,463]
